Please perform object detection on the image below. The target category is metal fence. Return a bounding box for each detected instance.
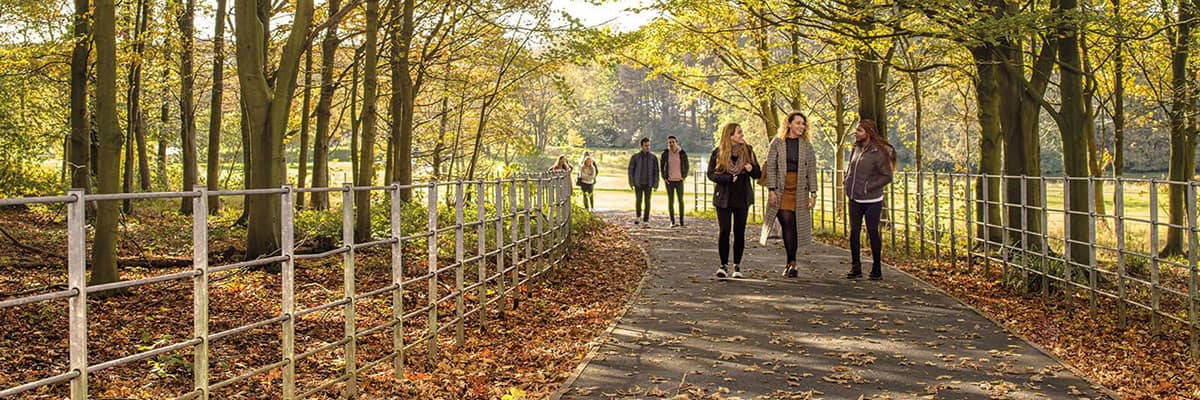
[694,168,1200,357]
[0,172,574,399]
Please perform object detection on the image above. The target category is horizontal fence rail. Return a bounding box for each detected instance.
[0,172,573,399]
[694,167,1200,357]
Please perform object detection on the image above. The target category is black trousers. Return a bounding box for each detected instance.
[849,199,884,274]
[717,206,748,266]
[777,210,798,263]
[580,183,594,210]
[634,186,652,221]
[666,181,684,224]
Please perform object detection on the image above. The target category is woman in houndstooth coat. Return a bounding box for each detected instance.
[761,111,818,278]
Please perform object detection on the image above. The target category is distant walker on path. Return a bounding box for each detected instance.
[660,135,691,227]
[628,138,659,225]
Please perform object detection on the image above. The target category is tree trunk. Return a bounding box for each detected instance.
[993,18,1051,252]
[157,77,169,190]
[297,47,312,209]
[310,0,339,210]
[350,46,360,185]
[91,0,122,286]
[909,71,922,173]
[179,0,197,215]
[206,0,227,212]
[970,46,1004,246]
[391,0,416,201]
[1081,33,1106,216]
[123,0,149,213]
[69,0,90,192]
[355,0,380,242]
[1058,0,1092,270]
[234,0,315,259]
[1111,0,1125,177]
[1162,0,1197,257]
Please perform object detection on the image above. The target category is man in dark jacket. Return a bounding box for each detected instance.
[660,136,690,227]
[628,137,659,225]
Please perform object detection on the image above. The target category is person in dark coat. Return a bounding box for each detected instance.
[707,123,761,279]
[842,119,896,280]
[628,137,659,225]
[660,136,691,227]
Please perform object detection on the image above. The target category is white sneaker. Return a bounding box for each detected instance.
[716,266,728,278]
[732,265,744,279]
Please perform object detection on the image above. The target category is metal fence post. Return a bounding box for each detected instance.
[1021,175,1029,286]
[1041,177,1050,299]
[934,171,941,260]
[67,189,87,400]
[192,186,210,400]
[496,180,507,317]
[982,175,989,274]
[536,176,545,266]
[950,174,957,268]
[1001,175,1010,278]
[454,182,465,347]
[1188,181,1198,358]
[904,172,911,255]
[1151,180,1160,333]
[427,184,439,360]
[341,184,357,397]
[1088,176,1098,316]
[1115,178,1126,328]
[389,184,405,378]
[281,186,297,399]
[965,172,973,270]
[477,181,488,331]
[524,177,533,274]
[511,179,520,310]
[1064,177,1073,310]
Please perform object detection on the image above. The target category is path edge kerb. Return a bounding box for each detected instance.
[851,242,1122,400]
[548,222,652,400]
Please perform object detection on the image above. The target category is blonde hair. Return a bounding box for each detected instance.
[777,111,809,141]
[716,123,753,172]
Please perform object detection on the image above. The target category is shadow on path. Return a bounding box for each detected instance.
[554,212,1113,399]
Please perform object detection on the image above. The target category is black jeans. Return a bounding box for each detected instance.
[717,206,748,266]
[849,199,884,274]
[777,210,797,263]
[666,180,684,224]
[580,183,594,210]
[634,186,652,222]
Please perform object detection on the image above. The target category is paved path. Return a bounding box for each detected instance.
[554,212,1112,400]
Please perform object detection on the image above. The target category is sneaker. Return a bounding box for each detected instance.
[868,274,883,281]
[732,265,744,279]
[634,220,640,225]
[785,264,799,278]
[716,266,728,278]
[846,271,863,279]
[670,223,678,228]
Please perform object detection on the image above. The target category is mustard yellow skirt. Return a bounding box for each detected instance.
[780,171,798,211]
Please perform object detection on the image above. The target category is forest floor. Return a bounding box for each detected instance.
[0,201,647,399]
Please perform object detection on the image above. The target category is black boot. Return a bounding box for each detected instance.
[846,263,863,279]
[869,263,882,280]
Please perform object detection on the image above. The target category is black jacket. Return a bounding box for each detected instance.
[628,150,660,189]
[706,147,761,209]
[659,148,690,182]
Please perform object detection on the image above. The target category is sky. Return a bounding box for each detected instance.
[549,0,658,32]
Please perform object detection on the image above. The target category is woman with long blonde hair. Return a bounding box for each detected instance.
[763,111,818,278]
[706,123,761,278]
